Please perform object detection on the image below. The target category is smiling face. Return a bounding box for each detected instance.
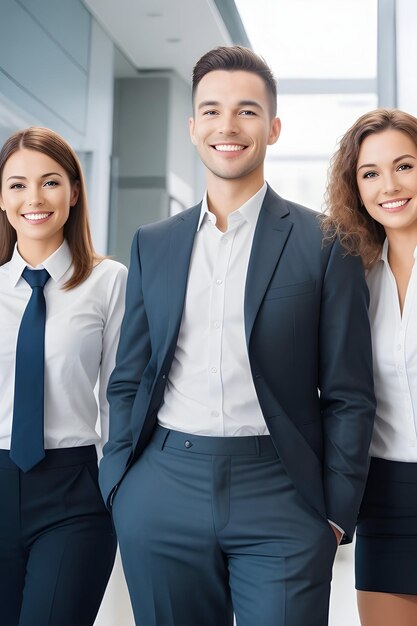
[189,70,281,193]
[356,129,417,241]
[0,148,79,263]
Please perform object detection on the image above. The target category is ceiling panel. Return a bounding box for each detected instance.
[83,0,233,82]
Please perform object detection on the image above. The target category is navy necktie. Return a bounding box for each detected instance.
[10,268,50,471]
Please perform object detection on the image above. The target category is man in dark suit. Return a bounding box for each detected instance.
[100,46,375,626]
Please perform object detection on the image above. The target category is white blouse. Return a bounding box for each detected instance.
[0,240,127,450]
[367,239,417,461]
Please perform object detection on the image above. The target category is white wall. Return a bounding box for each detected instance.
[0,0,89,144]
[0,0,114,254]
[168,72,198,207]
[78,19,115,253]
[396,0,417,115]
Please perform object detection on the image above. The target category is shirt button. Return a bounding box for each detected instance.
[213,321,220,329]
[211,410,220,417]
[396,344,402,350]
[222,238,229,244]
[216,279,223,285]
[184,440,192,449]
[211,367,217,374]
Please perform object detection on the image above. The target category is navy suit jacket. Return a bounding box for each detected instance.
[100,185,376,542]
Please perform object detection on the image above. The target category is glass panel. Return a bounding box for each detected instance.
[272,92,378,157]
[265,158,329,211]
[235,0,377,79]
[266,93,378,211]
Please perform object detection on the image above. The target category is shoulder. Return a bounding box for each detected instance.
[94,258,127,274]
[0,262,11,294]
[285,200,324,233]
[134,205,201,240]
[264,185,323,232]
[87,259,128,292]
[265,187,362,270]
[0,260,11,277]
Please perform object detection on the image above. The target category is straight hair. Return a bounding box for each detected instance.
[0,127,101,289]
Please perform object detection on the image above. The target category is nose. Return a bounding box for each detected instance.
[219,113,239,135]
[382,173,401,195]
[28,188,44,207]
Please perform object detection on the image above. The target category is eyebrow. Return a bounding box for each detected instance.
[198,99,263,111]
[6,172,63,181]
[357,154,417,172]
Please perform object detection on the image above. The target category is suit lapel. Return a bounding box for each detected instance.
[163,188,293,353]
[244,187,293,346]
[165,205,201,352]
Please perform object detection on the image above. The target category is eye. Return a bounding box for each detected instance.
[240,110,256,116]
[202,110,218,116]
[43,180,59,187]
[10,183,25,189]
[397,163,412,171]
[362,171,378,179]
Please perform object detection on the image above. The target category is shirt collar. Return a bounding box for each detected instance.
[197,182,267,231]
[8,240,73,287]
[380,238,389,264]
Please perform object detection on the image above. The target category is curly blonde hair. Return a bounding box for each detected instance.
[322,108,417,268]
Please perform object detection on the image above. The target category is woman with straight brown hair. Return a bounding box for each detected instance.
[324,108,417,626]
[0,126,127,625]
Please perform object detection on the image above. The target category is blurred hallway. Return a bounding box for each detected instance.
[330,543,361,626]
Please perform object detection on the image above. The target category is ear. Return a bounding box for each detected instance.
[189,117,197,146]
[70,181,80,207]
[268,116,281,146]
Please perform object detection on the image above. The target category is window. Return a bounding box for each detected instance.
[235,0,378,209]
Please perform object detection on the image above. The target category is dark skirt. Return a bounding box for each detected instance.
[355,456,417,595]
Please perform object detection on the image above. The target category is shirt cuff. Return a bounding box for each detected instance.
[328,519,345,540]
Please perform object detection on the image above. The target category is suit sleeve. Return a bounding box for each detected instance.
[319,238,376,543]
[99,230,152,505]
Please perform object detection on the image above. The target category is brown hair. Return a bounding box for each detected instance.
[192,45,277,116]
[322,108,417,268]
[0,126,101,289]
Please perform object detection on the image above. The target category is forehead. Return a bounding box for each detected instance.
[2,148,64,175]
[194,70,270,107]
[358,129,417,161]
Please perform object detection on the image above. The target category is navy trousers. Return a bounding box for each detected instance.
[0,446,117,626]
[113,426,337,626]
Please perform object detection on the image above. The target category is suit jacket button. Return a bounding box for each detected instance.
[184,440,192,448]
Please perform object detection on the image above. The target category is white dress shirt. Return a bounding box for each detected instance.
[0,240,127,450]
[158,183,268,436]
[367,239,417,461]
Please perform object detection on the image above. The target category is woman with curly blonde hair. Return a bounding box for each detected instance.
[324,108,417,626]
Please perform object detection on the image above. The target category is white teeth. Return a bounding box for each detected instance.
[23,213,51,221]
[381,199,408,209]
[214,144,245,152]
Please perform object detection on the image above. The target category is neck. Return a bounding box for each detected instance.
[206,176,265,232]
[386,230,417,268]
[17,236,63,268]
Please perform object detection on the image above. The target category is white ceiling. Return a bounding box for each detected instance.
[83,0,233,83]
